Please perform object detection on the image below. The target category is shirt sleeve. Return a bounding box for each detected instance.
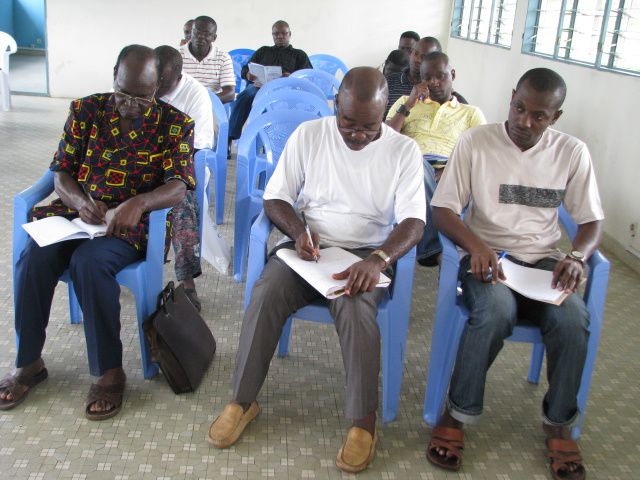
[563,142,605,224]
[219,51,236,88]
[49,99,88,176]
[469,107,486,128]
[431,130,473,214]
[164,117,196,189]
[191,85,215,150]
[296,51,313,71]
[394,140,427,224]
[263,124,305,205]
[386,95,408,121]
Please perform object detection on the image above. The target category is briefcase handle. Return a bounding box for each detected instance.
[157,281,176,313]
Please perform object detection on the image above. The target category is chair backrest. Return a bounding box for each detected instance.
[309,54,348,77]
[228,48,255,93]
[290,68,340,101]
[0,31,18,72]
[253,76,325,106]
[237,110,318,194]
[247,88,332,123]
[208,91,229,152]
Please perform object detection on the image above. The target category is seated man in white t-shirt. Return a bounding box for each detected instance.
[207,67,426,474]
[155,45,216,311]
[428,68,603,480]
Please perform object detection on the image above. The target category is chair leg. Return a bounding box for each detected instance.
[527,343,545,384]
[68,282,83,324]
[214,159,227,225]
[380,312,407,423]
[277,318,293,357]
[134,287,159,379]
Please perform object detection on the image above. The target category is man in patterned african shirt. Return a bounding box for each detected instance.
[0,45,195,421]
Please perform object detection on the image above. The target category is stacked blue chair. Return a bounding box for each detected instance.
[309,54,348,77]
[228,48,255,94]
[253,77,325,106]
[13,154,207,379]
[245,211,417,422]
[205,91,229,224]
[233,110,319,282]
[247,89,332,124]
[291,69,340,101]
[422,206,610,439]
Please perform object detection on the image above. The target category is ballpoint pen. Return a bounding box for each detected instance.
[82,184,105,223]
[301,211,318,263]
[467,250,507,279]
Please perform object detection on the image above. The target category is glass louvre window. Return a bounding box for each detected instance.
[451,0,518,47]
[523,0,640,74]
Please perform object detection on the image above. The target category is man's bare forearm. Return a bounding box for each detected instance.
[264,199,306,240]
[433,206,488,254]
[571,220,603,260]
[385,113,405,132]
[217,86,235,103]
[132,178,187,212]
[54,171,90,211]
[377,218,424,263]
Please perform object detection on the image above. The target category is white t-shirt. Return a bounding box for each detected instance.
[263,117,426,249]
[432,122,605,263]
[160,73,215,150]
[180,44,235,94]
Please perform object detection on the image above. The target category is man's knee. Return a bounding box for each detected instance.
[542,294,590,341]
[331,292,381,338]
[462,281,517,334]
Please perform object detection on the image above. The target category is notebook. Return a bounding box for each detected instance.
[499,257,571,305]
[23,210,115,247]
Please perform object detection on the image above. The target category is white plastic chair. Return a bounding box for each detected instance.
[0,31,18,111]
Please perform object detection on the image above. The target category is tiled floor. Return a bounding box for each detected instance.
[1,95,639,479]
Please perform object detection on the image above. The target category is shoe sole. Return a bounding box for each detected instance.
[207,402,260,449]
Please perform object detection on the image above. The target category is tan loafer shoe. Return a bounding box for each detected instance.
[335,426,377,473]
[207,401,260,449]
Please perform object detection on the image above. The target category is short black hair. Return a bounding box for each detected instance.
[400,31,420,42]
[385,49,409,67]
[420,36,442,51]
[273,19,290,29]
[194,15,217,29]
[516,68,567,108]
[114,44,157,71]
[423,51,449,66]
[155,45,183,76]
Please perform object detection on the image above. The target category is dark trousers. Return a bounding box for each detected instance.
[14,237,142,376]
[228,84,259,139]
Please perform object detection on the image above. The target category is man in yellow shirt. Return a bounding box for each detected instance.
[387,52,485,265]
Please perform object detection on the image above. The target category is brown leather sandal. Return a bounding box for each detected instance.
[85,382,125,421]
[546,438,586,480]
[426,426,464,471]
[0,368,48,410]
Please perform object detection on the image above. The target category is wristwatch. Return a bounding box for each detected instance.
[567,250,585,264]
[397,104,411,117]
[372,249,391,268]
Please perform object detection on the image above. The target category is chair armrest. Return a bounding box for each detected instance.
[144,207,171,274]
[244,210,274,308]
[436,232,463,310]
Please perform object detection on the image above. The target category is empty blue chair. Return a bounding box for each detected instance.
[228,48,255,94]
[13,155,207,379]
[206,91,230,224]
[309,54,348,77]
[291,69,340,101]
[247,88,332,123]
[245,210,417,423]
[422,206,610,439]
[253,76,325,106]
[233,110,318,282]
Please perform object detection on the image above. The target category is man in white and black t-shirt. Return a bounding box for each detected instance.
[427,68,603,480]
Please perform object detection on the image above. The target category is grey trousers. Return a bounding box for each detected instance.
[232,247,388,420]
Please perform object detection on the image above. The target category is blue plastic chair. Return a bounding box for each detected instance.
[245,210,417,423]
[206,91,229,225]
[13,155,207,379]
[228,48,255,94]
[233,110,318,282]
[291,69,340,101]
[253,77,325,107]
[422,206,610,439]
[309,54,348,77]
[247,89,332,124]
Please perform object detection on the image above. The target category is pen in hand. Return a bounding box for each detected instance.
[301,211,318,263]
[81,184,105,224]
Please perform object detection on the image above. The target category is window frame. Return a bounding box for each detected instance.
[450,0,517,49]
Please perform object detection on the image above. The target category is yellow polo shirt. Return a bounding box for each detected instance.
[387,96,486,161]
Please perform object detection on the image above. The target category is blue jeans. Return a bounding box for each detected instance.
[229,84,259,139]
[416,157,442,260]
[448,256,590,426]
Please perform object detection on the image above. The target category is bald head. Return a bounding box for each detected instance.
[113,45,158,120]
[338,67,388,105]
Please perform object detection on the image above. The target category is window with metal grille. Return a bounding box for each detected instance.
[450,0,518,47]
[522,0,640,75]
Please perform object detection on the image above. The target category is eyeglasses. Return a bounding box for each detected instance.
[112,82,156,108]
[336,118,381,138]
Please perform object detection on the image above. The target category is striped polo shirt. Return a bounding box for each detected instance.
[180,44,236,93]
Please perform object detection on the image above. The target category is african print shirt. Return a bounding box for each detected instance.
[32,93,195,252]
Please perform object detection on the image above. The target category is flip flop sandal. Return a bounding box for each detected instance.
[184,288,202,312]
[426,426,464,471]
[85,382,125,421]
[0,368,48,410]
[546,438,586,480]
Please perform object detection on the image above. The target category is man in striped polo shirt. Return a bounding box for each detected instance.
[180,16,235,103]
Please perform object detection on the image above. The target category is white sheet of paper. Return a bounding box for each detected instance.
[248,62,282,84]
[499,257,569,305]
[22,216,107,247]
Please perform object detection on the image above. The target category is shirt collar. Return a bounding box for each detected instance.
[423,95,459,108]
[160,75,185,104]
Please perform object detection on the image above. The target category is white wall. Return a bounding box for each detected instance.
[445,0,640,262]
[46,0,451,98]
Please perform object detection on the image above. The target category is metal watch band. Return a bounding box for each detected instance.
[372,249,391,268]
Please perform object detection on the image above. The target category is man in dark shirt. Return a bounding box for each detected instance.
[385,37,468,116]
[228,20,312,139]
